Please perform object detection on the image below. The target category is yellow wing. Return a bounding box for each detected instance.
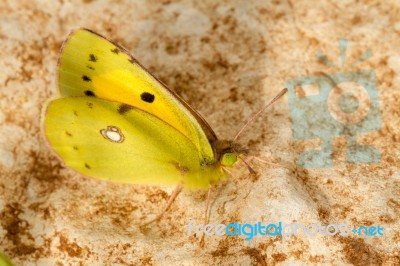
[44,97,224,188]
[58,29,217,164]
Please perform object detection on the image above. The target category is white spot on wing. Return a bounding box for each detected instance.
[100,126,124,143]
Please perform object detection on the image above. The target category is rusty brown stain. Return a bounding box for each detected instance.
[339,237,383,265]
[242,247,267,266]
[271,252,287,263]
[58,235,83,257]
[0,203,36,256]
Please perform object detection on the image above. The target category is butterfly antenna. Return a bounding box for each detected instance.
[233,88,288,142]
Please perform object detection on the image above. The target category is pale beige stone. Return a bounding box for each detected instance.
[0,0,399,265]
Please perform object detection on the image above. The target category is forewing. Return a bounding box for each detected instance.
[58,29,216,163]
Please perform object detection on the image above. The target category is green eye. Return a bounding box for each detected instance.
[221,152,237,167]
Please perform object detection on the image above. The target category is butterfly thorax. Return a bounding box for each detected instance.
[210,139,248,167]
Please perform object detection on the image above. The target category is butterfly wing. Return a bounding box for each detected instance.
[58,29,216,164]
[44,97,223,188]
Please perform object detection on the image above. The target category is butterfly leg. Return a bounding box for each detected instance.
[200,186,213,247]
[142,184,183,225]
[237,155,256,175]
[204,186,212,226]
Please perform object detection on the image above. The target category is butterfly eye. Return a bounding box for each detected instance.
[221,152,237,167]
[100,126,125,143]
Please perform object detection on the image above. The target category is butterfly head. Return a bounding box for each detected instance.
[211,139,248,168]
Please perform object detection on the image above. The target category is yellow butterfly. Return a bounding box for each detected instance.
[43,29,286,223]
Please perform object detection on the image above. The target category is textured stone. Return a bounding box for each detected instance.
[0,0,399,265]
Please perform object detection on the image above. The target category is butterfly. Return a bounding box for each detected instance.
[43,28,286,223]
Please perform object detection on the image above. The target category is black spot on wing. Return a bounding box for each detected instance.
[65,131,73,137]
[118,104,134,114]
[89,54,97,62]
[85,163,91,169]
[87,65,95,70]
[140,92,155,103]
[82,75,91,82]
[84,90,95,97]
[111,48,120,54]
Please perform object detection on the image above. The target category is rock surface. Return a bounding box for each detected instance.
[0,0,399,265]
